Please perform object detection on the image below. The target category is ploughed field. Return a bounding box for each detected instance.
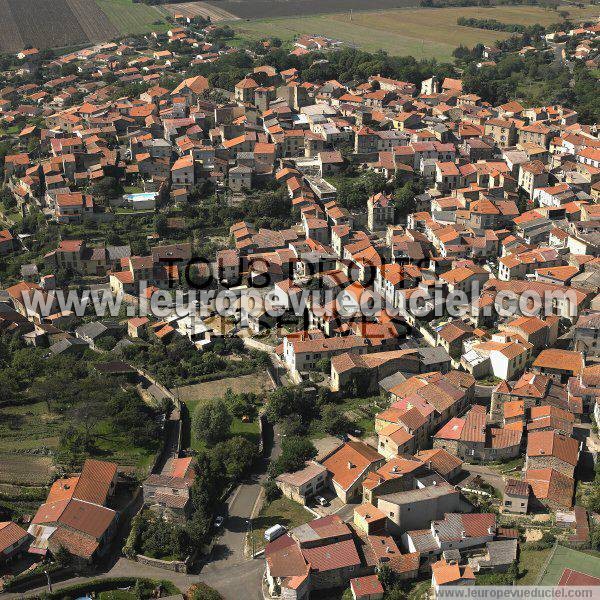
[0,0,168,52]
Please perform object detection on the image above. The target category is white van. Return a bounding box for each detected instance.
[264,524,287,542]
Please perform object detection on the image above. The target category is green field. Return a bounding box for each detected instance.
[232,5,599,61]
[516,546,553,585]
[538,545,600,585]
[95,0,169,36]
[248,495,312,551]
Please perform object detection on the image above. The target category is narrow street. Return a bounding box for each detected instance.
[197,421,281,598]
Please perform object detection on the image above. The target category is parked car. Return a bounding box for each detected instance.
[315,496,328,507]
[264,524,286,542]
[214,516,224,528]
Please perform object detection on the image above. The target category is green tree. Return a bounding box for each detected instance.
[91,176,121,205]
[266,386,316,425]
[263,479,282,503]
[54,545,71,566]
[316,357,331,373]
[270,436,317,476]
[212,436,256,481]
[321,404,351,435]
[378,564,398,590]
[223,389,258,420]
[193,400,232,446]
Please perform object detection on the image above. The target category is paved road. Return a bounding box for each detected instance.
[461,463,505,492]
[194,420,281,598]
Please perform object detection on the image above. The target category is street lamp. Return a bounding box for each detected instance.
[44,570,52,593]
[247,518,255,558]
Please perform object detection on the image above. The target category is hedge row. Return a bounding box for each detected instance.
[31,577,180,600]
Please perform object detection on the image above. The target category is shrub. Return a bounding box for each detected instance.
[187,583,224,600]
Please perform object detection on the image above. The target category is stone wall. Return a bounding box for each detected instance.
[135,553,191,573]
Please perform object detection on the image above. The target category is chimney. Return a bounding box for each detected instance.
[348,461,355,469]
[428,461,433,470]
[461,530,466,539]
[488,526,494,535]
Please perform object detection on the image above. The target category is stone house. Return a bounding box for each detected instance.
[276,462,329,505]
[377,484,461,535]
[503,479,529,514]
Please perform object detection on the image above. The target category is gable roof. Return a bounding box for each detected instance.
[0,521,29,553]
[322,442,383,491]
[526,431,579,466]
[526,468,574,507]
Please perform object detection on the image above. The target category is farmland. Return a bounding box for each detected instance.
[160,1,239,22]
[95,0,169,36]
[174,371,274,410]
[0,0,166,53]
[0,396,158,506]
[0,0,117,53]
[209,0,423,20]
[231,5,600,61]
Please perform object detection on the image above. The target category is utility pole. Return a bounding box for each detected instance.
[350,9,353,22]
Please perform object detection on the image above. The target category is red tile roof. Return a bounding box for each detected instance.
[526,431,579,466]
[0,521,28,554]
[72,459,117,505]
[526,468,574,508]
[322,442,383,491]
[350,575,384,597]
[301,538,361,572]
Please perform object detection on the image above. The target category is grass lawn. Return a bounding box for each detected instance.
[186,412,261,453]
[231,418,261,445]
[249,496,312,551]
[516,546,552,585]
[538,545,600,584]
[95,0,169,36]
[93,420,159,473]
[123,185,143,194]
[180,375,264,452]
[230,5,599,61]
[489,455,525,476]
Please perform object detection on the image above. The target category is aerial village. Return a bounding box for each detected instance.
[0,11,599,600]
